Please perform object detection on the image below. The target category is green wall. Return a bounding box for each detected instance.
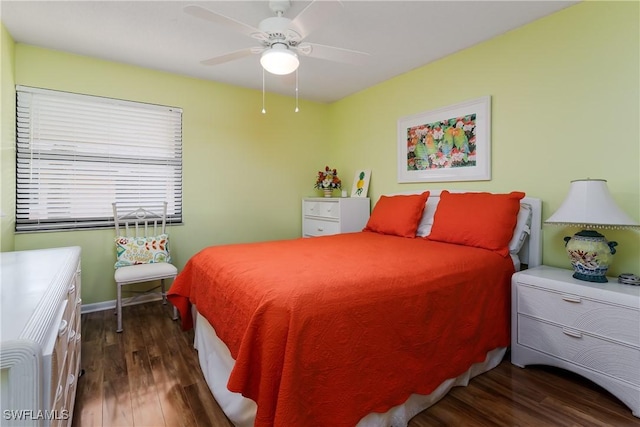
[329,1,639,276]
[6,44,331,305]
[1,1,638,306]
[0,25,15,252]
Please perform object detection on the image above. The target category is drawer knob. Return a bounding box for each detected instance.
[317,227,324,232]
[55,385,64,401]
[562,327,583,338]
[58,319,68,337]
[561,294,582,303]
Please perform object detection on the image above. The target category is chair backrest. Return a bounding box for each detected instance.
[113,202,168,237]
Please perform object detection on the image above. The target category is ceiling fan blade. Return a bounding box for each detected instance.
[201,48,256,66]
[300,42,370,65]
[290,0,343,40]
[184,5,264,39]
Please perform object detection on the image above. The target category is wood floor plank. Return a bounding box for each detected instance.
[103,341,127,378]
[121,305,148,354]
[464,370,558,426]
[81,311,105,343]
[73,302,639,427]
[183,380,234,427]
[163,333,203,388]
[126,347,166,427]
[144,303,178,360]
[149,354,198,427]
[104,309,120,347]
[102,376,133,427]
[443,374,560,426]
[71,336,103,427]
[101,340,133,426]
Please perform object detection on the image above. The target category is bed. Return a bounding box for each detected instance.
[168,189,542,427]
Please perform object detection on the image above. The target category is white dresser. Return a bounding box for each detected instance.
[511,265,640,417]
[302,197,370,237]
[1,247,82,426]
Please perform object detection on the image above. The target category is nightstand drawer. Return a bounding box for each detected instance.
[518,284,640,346]
[518,315,640,385]
[303,200,340,219]
[303,218,340,237]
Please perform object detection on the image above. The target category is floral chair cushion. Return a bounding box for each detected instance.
[115,234,171,268]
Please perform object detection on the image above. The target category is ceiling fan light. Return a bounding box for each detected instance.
[260,46,299,75]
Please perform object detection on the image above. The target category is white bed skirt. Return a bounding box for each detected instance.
[192,307,506,427]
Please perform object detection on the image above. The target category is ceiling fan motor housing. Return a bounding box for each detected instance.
[259,16,300,46]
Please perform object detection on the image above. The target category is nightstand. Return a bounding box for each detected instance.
[302,197,370,237]
[511,265,640,418]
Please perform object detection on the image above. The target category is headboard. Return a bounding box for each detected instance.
[391,189,542,268]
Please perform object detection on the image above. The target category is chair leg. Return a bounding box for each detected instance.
[161,278,167,305]
[114,286,118,318]
[116,283,123,333]
[161,278,178,320]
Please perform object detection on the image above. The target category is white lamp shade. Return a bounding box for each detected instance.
[260,45,299,75]
[545,179,639,228]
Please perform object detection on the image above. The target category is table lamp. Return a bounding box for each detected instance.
[545,179,639,282]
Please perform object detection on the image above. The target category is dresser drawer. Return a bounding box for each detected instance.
[518,314,640,385]
[303,218,340,236]
[51,381,65,416]
[52,348,70,412]
[518,284,640,346]
[303,200,339,219]
[63,351,78,408]
[55,306,71,371]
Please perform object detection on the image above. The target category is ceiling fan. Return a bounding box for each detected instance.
[184,0,369,75]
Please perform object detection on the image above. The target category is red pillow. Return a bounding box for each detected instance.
[427,191,525,256]
[364,192,430,238]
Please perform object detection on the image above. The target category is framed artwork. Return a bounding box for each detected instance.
[397,96,491,183]
[350,169,371,197]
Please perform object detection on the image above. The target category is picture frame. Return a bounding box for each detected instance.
[397,96,491,183]
[350,169,371,197]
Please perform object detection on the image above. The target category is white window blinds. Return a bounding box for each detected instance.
[16,86,183,232]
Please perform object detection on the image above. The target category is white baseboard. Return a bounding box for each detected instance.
[81,293,165,314]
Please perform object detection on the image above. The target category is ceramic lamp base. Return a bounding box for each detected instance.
[564,230,617,283]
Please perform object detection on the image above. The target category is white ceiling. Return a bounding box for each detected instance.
[1,0,578,103]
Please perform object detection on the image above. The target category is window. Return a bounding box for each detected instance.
[16,86,182,232]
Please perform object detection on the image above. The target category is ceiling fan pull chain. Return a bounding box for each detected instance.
[295,68,299,113]
[262,68,266,114]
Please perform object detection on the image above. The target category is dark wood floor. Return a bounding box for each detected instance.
[72,302,639,427]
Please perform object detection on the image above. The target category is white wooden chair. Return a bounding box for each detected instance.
[113,202,178,332]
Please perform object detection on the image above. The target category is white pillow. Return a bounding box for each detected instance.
[416,197,440,237]
[509,203,532,254]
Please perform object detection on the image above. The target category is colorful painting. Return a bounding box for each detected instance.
[397,96,491,183]
[350,169,371,198]
[406,114,477,170]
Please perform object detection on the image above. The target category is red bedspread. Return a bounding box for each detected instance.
[168,232,514,427]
